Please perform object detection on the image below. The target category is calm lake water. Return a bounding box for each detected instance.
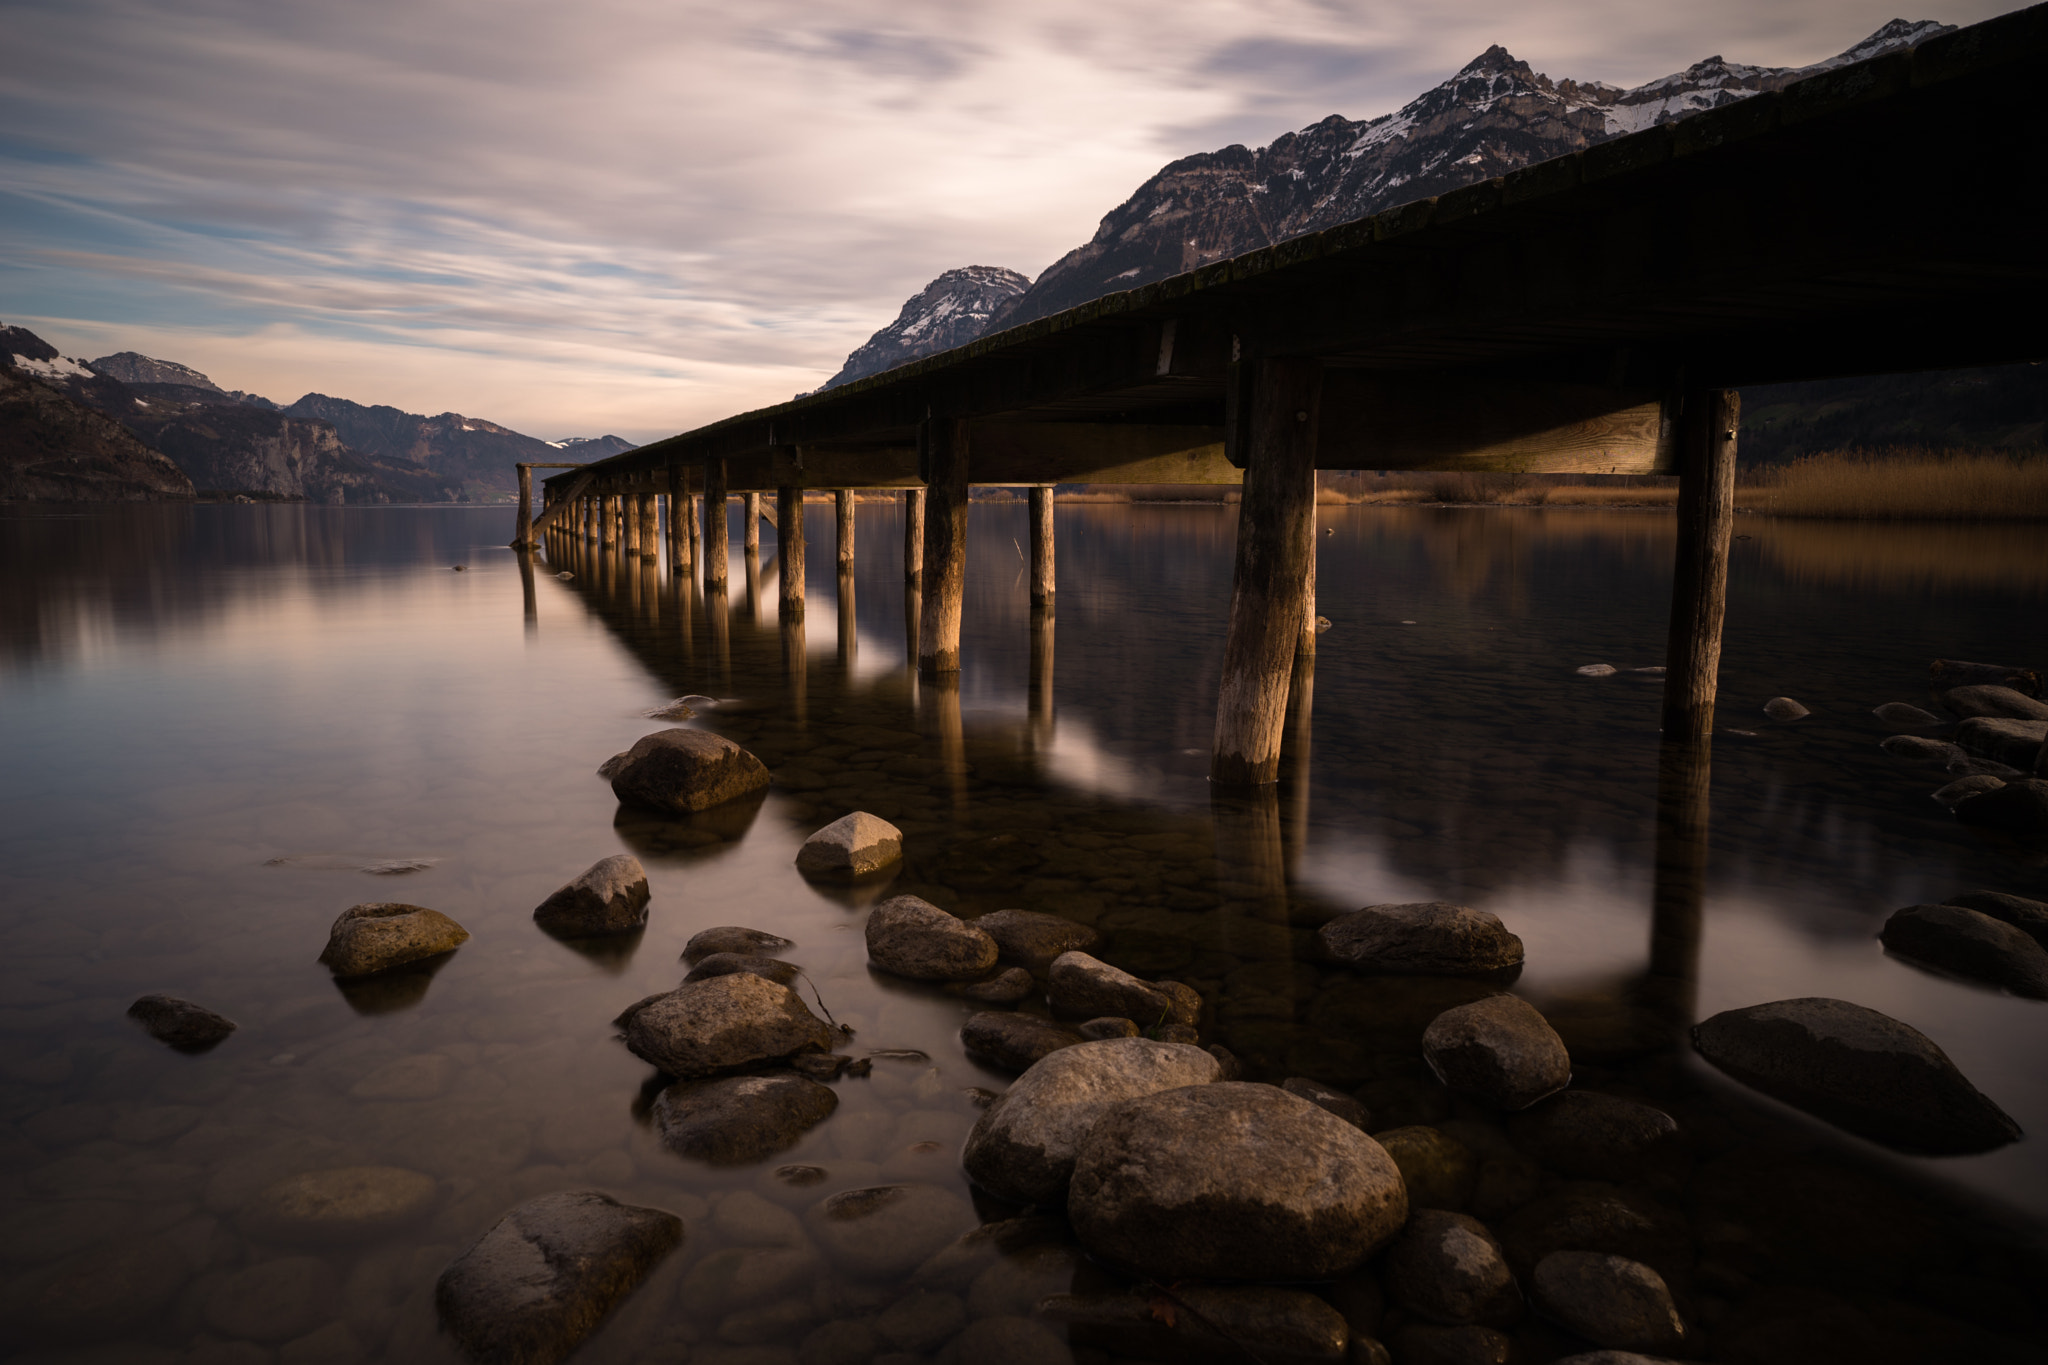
[1,501,2044,1364]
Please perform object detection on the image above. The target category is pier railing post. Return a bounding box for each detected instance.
[777,485,805,622]
[918,418,969,676]
[836,489,856,572]
[1030,485,1055,609]
[704,460,728,593]
[1211,356,1321,785]
[511,463,534,549]
[904,488,926,585]
[1661,388,1739,742]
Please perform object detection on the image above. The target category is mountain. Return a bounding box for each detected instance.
[827,18,1950,375]
[824,266,1032,389]
[548,435,637,458]
[88,351,224,392]
[1741,364,2048,465]
[284,394,560,498]
[1,349,194,502]
[119,390,460,502]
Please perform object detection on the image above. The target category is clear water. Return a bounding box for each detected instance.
[1,502,2043,1364]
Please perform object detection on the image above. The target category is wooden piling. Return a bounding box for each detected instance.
[600,491,618,549]
[704,460,728,592]
[639,492,659,562]
[1211,357,1321,785]
[835,489,856,572]
[743,491,761,557]
[904,488,925,584]
[512,464,535,549]
[685,469,701,577]
[777,485,805,621]
[917,419,969,676]
[1661,388,1739,742]
[1029,485,1055,609]
[837,566,857,670]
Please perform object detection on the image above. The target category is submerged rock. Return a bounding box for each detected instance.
[1423,996,1571,1111]
[1873,702,1941,726]
[241,1166,438,1246]
[796,811,903,877]
[1531,1251,1686,1354]
[1879,903,2048,999]
[651,1072,838,1164]
[532,854,650,937]
[1317,903,1523,976]
[609,728,771,814]
[1383,1209,1521,1327]
[1506,1092,1683,1182]
[317,903,470,977]
[1047,951,1197,1026]
[618,974,835,1078]
[806,1183,978,1280]
[683,952,802,986]
[960,1011,1085,1073]
[126,993,236,1050]
[1762,696,1810,720]
[953,966,1035,1004]
[1068,1082,1407,1280]
[1944,890,2048,948]
[1691,997,2021,1154]
[963,1038,1220,1204]
[973,909,1103,972]
[866,895,999,981]
[1941,684,2048,721]
[435,1190,682,1365]
[684,925,795,963]
[1953,779,2048,837]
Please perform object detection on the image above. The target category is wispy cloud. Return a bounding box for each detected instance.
[0,0,2010,440]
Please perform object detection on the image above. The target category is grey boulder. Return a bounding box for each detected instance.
[1954,779,2048,836]
[684,925,795,963]
[1691,997,2021,1154]
[609,728,770,814]
[435,1190,683,1365]
[1046,952,1197,1027]
[963,1038,1220,1204]
[960,1012,1085,1073]
[796,811,903,877]
[651,1072,838,1164]
[1880,903,2048,999]
[126,993,236,1050]
[1531,1251,1686,1355]
[317,902,469,977]
[1944,890,2048,948]
[866,895,999,981]
[618,973,835,1078]
[1317,902,1523,976]
[1383,1209,1522,1327]
[972,909,1102,973]
[532,855,649,937]
[683,952,802,986]
[1068,1082,1408,1280]
[1423,996,1571,1110]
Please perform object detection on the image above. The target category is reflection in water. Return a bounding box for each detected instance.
[837,566,857,671]
[1646,735,1711,1038]
[331,950,456,1015]
[781,614,807,726]
[1028,606,1055,752]
[518,549,537,634]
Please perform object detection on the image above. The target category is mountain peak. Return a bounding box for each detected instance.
[1459,44,1522,75]
[824,266,1029,389]
[89,351,224,393]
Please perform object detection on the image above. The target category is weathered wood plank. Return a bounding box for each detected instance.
[918,418,970,675]
[1661,388,1738,741]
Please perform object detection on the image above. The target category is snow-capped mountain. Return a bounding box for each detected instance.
[824,266,1030,389]
[548,435,637,458]
[825,17,1951,373]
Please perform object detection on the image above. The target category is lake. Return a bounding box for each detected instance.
[1,501,2043,1364]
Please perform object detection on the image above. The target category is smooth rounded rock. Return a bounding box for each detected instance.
[866,896,999,982]
[1944,890,2048,948]
[609,728,771,814]
[1317,903,1523,976]
[964,1038,1220,1204]
[971,909,1102,973]
[618,974,835,1078]
[652,1073,838,1164]
[685,953,802,986]
[1880,903,2048,998]
[1383,1209,1521,1327]
[1873,702,1940,726]
[317,903,469,977]
[126,994,236,1050]
[1933,775,2006,806]
[1881,735,1961,763]
[241,1166,438,1245]
[806,1183,978,1280]
[1423,996,1571,1110]
[1068,1082,1407,1281]
[953,966,1035,1004]
[436,1190,683,1365]
[685,926,796,963]
[1531,1251,1686,1354]
[1763,696,1809,720]
[1692,997,2021,1153]
[533,855,650,937]
[1942,684,2048,721]
[1506,1092,1682,1182]
[1954,778,2048,836]
[1957,717,2048,767]
[796,811,903,877]
[1282,1077,1372,1130]
[1374,1125,1477,1210]
[1046,952,1194,1027]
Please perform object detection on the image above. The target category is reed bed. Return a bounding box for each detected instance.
[1740,448,2048,519]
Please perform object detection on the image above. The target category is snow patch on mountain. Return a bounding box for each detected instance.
[824,265,1030,388]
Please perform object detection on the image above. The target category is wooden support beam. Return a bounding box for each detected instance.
[529,470,594,535]
[776,485,805,622]
[667,462,691,574]
[904,488,925,584]
[743,491,761,556]
[918,418,970,676]
[512,464,535,549]
[1029,486,1055,609]
[704,460,729,593]
[600,491,617,549]
[1212,357,1321,786]
[625,491,642,559]
[685,467,702,574]
[1661,388,1739,741]
[835,489,856,571]
[638,492,658,562]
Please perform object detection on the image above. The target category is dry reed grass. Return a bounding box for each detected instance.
[1740,448,2048,519]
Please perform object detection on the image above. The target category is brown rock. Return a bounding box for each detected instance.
[609,728,771,813]
[973,909,1103,973]
[317,903,469,977]
[618,974,835,1078]
[532,855,649,937]
[1317,903,1523,976]
[867,895,999,981]
[126,994,235,1050]
[1383,1209,1521,1327]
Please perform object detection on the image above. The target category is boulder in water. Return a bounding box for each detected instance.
[1317,903,1523,976]
[1383,1209,1522,1327]
[1046,952,1195,1026]
[1879,903,2048,999]
[1932,775,2005,806]
[1691,997,2021,1154]
[1941,684,2048,721]
[617,974,835,1078]
[1880,735,1961,764]
[1943,890,2048,949]
[1763,696,1809,720]
[1506,1091,1683,1182]
[609,728,771,813]
[684,925,795,963]
[317,903,469,977]
[1531,1251,1687,1355]
[126,993,236,1050]
[1423,996,1571,1110]
[960,1012,1085,1073]
[796,811,903,877]
[866,896,999,981]
[683,952,802,986]
[532,855,650,937]
[1873,702,1940,726]
[963,1038,1220,1204]
[1068,1082,1408,1280]
[1953,779,2048,838]
[1956,717,2048,769]
[436,1190,682,1365]
[651,1073,838,1164]
[972,909,1102,973]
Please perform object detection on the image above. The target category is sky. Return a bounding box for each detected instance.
[0,0,2018,443]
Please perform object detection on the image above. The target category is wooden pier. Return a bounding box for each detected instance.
[525,6,2047,785]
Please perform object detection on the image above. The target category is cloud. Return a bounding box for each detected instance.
[0,0,2014,442]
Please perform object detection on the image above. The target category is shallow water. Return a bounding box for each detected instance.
[0,501,2044,1364]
